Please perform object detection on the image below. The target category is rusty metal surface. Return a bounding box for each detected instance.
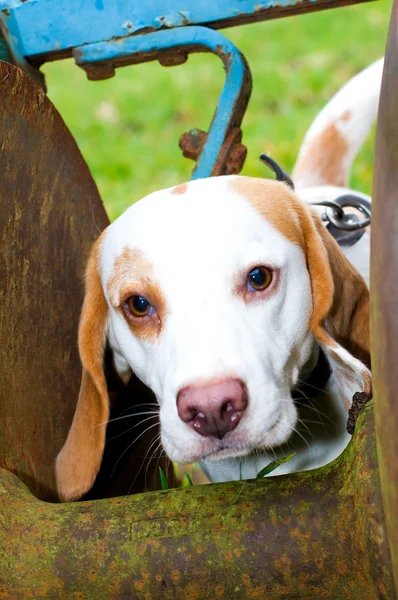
[179,127,247,176]
[0,59,108,500]
[0,60,172,502]
[0,403,394,599]
[371,0,398,591]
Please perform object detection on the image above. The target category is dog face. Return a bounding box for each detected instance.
[104,177,314,464]
[56,176,371,501]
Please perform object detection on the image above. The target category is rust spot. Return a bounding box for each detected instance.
[179,127,247,176]
[134,580,145,591]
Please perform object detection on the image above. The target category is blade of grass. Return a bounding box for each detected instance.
[159,466,169,490]
[256,453,296,478]
[184,472,194,486]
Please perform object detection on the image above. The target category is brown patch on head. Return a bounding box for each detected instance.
[293,120,349,188]
[171,182,188,195]
[232,178,305,247]
[231,175,371,409]
[107,246,166,342]
[231,176,370,364]
[232,177,335,337]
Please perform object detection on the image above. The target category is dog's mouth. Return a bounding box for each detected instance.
[197,414,285,462]
[202,446,251,461]
[161,401,297,465]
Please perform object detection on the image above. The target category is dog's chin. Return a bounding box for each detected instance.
[162,409,298,464]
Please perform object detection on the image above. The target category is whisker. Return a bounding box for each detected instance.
[299,418,329,426]
[115,402,159,418]
[104,410,159,426]
[127,433,162,495]
[144,436,164,492]
[145,437,163,487]
[111,422,159,476]
[293,395,336,425]
[295,377,332,396]
[107,414,159,441]
[296,418,316,440]
[290,426,311,450]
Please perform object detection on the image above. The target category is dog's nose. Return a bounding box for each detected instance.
[177,378,248,439]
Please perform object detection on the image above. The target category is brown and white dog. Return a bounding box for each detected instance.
[56,59,382,502]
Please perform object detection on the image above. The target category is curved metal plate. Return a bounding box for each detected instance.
[0,404,394,598]
[0,60,109,500]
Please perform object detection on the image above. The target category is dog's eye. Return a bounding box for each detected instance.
[126,295,154,317]
[247,267,273,292]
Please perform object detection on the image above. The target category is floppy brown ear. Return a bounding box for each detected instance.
[304,208,371,409]
[56,235,109,501]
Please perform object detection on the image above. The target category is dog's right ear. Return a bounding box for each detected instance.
[56,235,110,502]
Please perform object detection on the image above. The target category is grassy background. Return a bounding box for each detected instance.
[43,1,391,222]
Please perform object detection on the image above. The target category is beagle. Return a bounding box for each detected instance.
[56,59,383,501]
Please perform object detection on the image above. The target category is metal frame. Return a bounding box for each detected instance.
[0,0,371,177]
[74,27,252,179]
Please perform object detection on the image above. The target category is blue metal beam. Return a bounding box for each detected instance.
[0,0,371,61]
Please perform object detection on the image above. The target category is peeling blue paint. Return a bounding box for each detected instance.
[0,0,360,58]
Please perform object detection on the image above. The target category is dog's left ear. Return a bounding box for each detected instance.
[56,235,110,501]
[305,208,371,409]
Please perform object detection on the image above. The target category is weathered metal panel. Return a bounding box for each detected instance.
[371,0,398,591]
[0,59,108,500]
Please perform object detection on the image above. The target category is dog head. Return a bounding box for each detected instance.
[56,176,370,501]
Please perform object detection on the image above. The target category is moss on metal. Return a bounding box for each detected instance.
[0,403,394,599]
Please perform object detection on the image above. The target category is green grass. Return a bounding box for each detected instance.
[43,1,391,221]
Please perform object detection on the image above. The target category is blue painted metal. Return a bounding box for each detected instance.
[74,27,252,179]
[0,1,45,86]
[0,0,369,61]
